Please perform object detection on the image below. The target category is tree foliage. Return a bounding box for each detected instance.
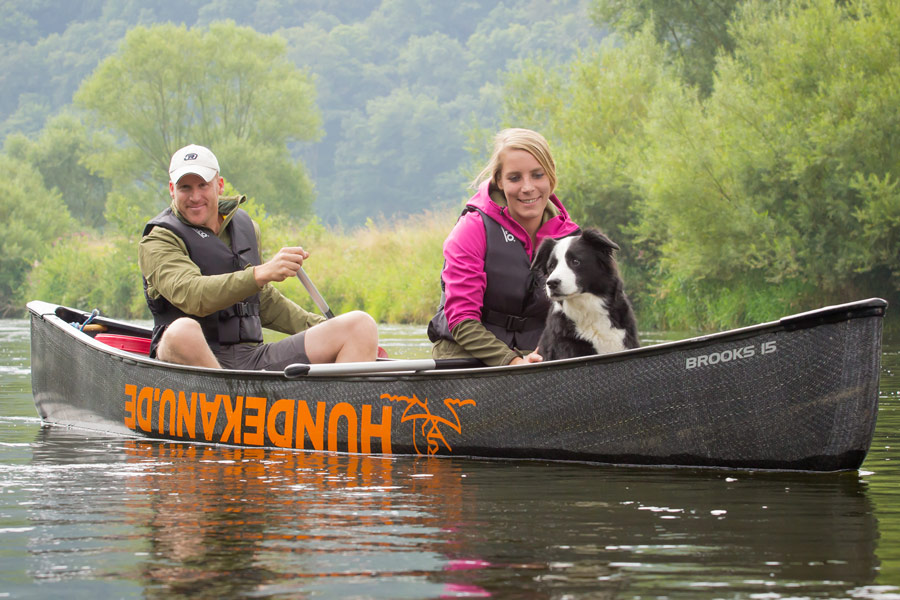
[0,155,72,315]
[632,0,900,299]
[74,21,321,220]
[4,114,110,228]
[499,30,673,264]
[332,88,472,221]
[0,1,104,44]
[590,0,741,95]
[0,18,128,138]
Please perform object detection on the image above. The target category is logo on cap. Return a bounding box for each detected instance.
[184,153,199,161]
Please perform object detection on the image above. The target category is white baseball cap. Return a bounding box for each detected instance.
[169,144,220,184]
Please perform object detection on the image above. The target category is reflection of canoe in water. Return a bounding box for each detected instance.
[27,298,886,472]
[30,427,882,591]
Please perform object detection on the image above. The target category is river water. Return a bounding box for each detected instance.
[1,318,899,599]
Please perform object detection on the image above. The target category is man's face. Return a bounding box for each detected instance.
[169,173,224,231]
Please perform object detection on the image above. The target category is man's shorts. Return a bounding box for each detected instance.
[213,332,310,371]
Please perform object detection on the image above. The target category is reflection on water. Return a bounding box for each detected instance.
[1,319,900,598]
[2,425,882,599]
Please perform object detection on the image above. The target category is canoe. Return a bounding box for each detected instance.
[27,298,887,472]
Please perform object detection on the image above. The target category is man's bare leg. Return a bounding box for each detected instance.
[304,311,379,363]
[156,317,221,368]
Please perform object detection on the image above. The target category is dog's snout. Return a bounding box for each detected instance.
[546,278,560,291]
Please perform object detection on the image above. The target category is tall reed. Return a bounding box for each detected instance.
[241,209,457,324]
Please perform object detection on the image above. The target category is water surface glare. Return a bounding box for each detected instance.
[1,319,899,599]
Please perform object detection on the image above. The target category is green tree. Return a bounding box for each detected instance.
[0,4,39,44]
[396,33,472,100]
[0,0,104,44]
[0,19,129,137]
[4,113,110,228]
[498,29,674,264]
[0,154,73,315]
[332,87,469,222]
[0,95,51,139]
[74,21,322,222]
[591,0,741,95]
[630,0,900,319]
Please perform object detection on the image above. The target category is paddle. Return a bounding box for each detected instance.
[295,266,388,358]
[296,266,335,319]
[284,357,485,378]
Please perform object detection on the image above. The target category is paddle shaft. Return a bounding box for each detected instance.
[296,267,335,319]
[285,357,484,378]
[296,265,388,359]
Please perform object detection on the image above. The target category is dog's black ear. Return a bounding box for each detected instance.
[581,228,619,254]
[531,238,555,274]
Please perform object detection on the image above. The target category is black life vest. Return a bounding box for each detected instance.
[428,207,565,351]
[142,207,263,357]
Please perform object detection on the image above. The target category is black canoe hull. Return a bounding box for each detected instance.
[28,299,886,471]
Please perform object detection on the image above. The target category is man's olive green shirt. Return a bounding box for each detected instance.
[139,195,325,336]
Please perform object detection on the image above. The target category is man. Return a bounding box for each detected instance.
[139,144,378,370]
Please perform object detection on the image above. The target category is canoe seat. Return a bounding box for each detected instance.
[94,333,151,355]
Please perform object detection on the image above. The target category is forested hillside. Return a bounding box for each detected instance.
[0,0,603,223]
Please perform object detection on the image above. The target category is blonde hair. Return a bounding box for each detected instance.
[472,128,557,193]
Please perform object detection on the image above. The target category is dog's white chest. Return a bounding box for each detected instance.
[560,296,627,353]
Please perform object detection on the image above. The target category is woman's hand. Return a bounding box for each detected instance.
[510,350,543,365]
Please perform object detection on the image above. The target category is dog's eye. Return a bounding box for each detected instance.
[571,258,580,266]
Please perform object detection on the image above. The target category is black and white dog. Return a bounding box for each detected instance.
[532,229,639,360]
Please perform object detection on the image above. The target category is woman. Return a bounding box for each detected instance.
[427,128,580,366]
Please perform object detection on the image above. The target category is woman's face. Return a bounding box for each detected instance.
[497,149,551,230]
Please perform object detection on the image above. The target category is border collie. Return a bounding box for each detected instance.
[532,229,639,360]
